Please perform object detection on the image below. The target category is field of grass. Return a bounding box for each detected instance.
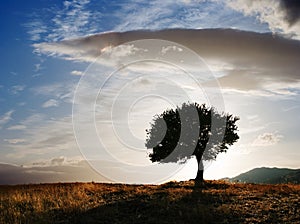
[0,180,299,224]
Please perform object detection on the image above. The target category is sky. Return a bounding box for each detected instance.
[1,0,300,184]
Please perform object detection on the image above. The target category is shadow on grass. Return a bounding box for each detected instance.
[3,181,299,223]
[69,181,231,224]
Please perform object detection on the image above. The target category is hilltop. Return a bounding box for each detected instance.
[1,180,299,224]
[229,167,300,184]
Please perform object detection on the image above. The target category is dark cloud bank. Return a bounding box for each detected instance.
[37,28,300,91]
[280,0,300,26]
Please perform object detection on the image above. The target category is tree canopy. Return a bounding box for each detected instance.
[145,102,239,166]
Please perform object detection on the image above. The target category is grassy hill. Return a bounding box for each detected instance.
[0,180,299,224]
[230,167,300,184]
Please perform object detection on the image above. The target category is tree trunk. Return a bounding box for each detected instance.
[195,169,204,182]
[195,156,204,182]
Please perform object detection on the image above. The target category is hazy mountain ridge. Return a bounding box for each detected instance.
[229,167,300,184]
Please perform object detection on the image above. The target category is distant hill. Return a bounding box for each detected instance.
[229,167,300,184]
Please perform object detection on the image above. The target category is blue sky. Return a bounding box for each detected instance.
[1,0,300,184]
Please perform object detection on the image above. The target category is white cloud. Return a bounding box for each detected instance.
[26,0,102,42]
[42,99,59,108]
[161,45,183,55]
[71,70,83,76]
[34,63,42,72]
[5,116,77,159]
[28,0,268,45]
[0,110,14,128]
[110,0,269,34]
[18,102,26,106]
[32,82,76,104]
[21,113,45,126]
[25,20,48,41]
[4,138,26,144]
[113,0,177,31]
[7,124,27,130]
[11,85,26,94]
[252,132,283,146]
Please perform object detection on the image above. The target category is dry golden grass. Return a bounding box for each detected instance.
[0,180,299,223]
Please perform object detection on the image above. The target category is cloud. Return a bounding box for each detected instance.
[0,110,14,128]
[226,0,300,39]
[34,63,42,72]
[161,45,183,55]
[111,0,246,33]
[34,29,300,95]
[25,0,102,42]
[10,85,26,94]
[25,20,48,41]
[32,82,76,104]
[51,156,65,166]
[4,138,26,144]
[71,70,83,76]
[7,124,27,130]
[0,157,184,184]
[252,132,283,146]
[42,99,59,108]
[0,161,108,185]
[279,0,300,26]
[2,114,77,161]
[112,0,180,31]
[26,0,270,45]
[28,156,83,167]
[21,113,45,126]
[282,105,300,112]
[4,116,77,159]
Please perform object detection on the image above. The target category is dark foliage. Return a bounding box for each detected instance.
[145,102,239,165]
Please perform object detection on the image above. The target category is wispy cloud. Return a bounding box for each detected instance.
[42,99,59,108]
[112,0,263,32]
[4,115,77,159]
[10,85,26,95]
[0,110,14,129]
[27,0,271,45]
[252,132,283,146]
[26,0,102,42]
[34,63,42,72]
[7,124,27,131]
[21,113,45,126]
[47,0,96,41]
[4,138,26,144]
[32,82,76,104]
[24,20,48,41]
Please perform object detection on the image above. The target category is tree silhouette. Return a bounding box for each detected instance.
[145,102,239,182]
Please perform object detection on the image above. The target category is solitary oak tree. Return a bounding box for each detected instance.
[145,102,239,182]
